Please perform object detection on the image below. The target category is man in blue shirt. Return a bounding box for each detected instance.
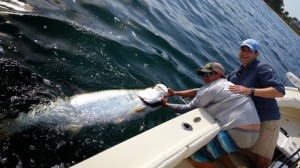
[227,39,285,168]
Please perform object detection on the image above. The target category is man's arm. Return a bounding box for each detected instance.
[229,85,284,98]
[229,64,285,98]
[161,96,199,114]
[251,87,284,98]
[168,88,198,98]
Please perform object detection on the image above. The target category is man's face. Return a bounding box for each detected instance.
[239,46,258,67]
[201,72,221,84]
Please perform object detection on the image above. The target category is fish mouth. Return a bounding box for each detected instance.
[137,84,168,106]
[140,99,162,108]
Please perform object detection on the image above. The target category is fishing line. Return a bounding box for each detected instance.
[278,148,300,168]
[143,65,163,87]
[165,67,200,89]
[157,67,200,104]
[269,147,300,168]
[270,152,288,168]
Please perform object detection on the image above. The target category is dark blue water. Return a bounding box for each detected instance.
[0,0,299,167]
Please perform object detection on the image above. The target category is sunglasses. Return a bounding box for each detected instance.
[197,71,216,77]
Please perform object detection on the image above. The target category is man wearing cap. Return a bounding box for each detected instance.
[227,39,285,167]
[161,62,261,168]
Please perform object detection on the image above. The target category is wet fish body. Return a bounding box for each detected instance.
[0,84,168,141]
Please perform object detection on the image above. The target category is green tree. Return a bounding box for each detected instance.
[264,0,300,35]
[284,11,289,17]
[264,0,284,13]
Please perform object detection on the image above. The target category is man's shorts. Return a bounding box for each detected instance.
[249,120,280,160]
[190,131,240,162]
[227,128,259,148]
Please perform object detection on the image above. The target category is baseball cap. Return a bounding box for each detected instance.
[197,62,225,77]
[241,39,260,51]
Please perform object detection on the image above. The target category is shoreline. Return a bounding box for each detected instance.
[263,1,300,37]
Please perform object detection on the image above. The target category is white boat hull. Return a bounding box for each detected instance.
[73,108,220,168]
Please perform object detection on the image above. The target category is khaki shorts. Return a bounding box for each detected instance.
[249,120,280,160]
[227,128,259,149]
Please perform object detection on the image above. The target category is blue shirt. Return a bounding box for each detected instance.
[227,59,285,122]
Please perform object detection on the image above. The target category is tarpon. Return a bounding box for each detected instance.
[0,84,168,141]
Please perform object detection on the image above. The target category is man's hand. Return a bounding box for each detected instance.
[161,97,169,106]
[167,88,175,97]
[228,85,251,95]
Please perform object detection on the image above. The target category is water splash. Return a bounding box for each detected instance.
[0,0,33,13]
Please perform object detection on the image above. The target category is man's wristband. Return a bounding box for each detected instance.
[250,88,255,96]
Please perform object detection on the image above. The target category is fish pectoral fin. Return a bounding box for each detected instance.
[131,106,147,113]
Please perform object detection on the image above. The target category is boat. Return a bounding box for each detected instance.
[72,73,300,168]
[275,86,300,167]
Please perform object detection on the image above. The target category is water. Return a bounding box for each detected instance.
[0,0,299,167]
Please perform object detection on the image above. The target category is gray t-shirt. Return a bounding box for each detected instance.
[168,78,260,130]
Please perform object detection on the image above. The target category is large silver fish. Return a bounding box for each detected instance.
[0,84,168,141]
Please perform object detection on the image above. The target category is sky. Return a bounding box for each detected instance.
[283,0,300,20]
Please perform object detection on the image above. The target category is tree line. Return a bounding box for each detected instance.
[264,0,300,32]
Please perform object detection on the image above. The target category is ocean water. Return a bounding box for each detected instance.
[0,0,299,167]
